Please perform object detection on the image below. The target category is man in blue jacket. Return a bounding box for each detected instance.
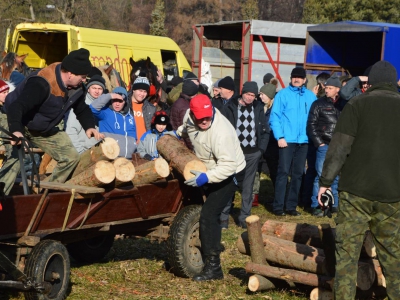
[269,67,316,216]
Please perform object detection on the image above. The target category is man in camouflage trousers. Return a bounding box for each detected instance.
[318,61,400,299]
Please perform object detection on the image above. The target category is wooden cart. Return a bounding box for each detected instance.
[0,177,204,299]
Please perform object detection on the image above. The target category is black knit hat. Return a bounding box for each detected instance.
[184,72,198,81]
[182,80,199,96]
[88,66,102,78]
[218,76,235,91]
[291,67,306,78]
[61,48,92,75]
[263,73,274,84]
[170,76,183,87]
[132,76,150,91]
[87,75,106,90]
[368,61,398,86]
[242,81,258,95]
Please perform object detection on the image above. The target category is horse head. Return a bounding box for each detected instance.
[129,56,160,104]
[97,63,126,92]
[0,52,30,81]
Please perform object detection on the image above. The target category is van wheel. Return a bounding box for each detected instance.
[67,235,114,263]
[24,240,70,300]
[167,205,203,278]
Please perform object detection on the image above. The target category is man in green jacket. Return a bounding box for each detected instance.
[318,61,400,299]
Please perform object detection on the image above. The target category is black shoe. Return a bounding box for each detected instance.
[220,220,229,230]
[193,256,224,281]
[273,211,286,216]
[286,210,301,216]
[238,221,247,229]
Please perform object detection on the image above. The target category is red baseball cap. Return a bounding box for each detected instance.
[190,94,213,119]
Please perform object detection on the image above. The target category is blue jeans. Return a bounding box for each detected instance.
[301,143,316,209]
[311,144,339,208]
[273,143,308,213]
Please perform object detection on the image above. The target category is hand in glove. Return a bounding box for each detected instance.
[184,170,208,187]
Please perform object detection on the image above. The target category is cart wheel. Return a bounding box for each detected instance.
[167,205,203,278]
[67,235,114,263]
[24,240,70,300]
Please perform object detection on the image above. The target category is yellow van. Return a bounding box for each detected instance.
[5,23,191,86]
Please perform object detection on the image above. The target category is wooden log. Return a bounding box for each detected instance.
[112,157,135,187]
[72,137,119,177]
[372,259,386,287]
[66,160,115,187]
[248,275,276,292]
[246,262,333,289]
[261,220,330,248]
[310,287,333,300]
[246,215,268,265]
[132,157,169,186]
[45,159,57,174]
[363,231,376,258]
[39,153,52,174]
[238,231,327,274]
[157,135,207,180]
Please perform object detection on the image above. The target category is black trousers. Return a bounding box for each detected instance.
[199,169,245,256]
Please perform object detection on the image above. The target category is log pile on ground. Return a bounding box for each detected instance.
[157,135,206,180]
[239,216,386,299]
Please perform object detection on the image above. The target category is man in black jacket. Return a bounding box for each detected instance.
[220,81,269,228]
[318,61,400,299]
[1,48,102,194]
[306,76,346,216]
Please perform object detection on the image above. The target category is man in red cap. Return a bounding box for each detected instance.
[174,94,246,281]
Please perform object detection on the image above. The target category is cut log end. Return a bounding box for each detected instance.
[99,137,120,160]
[183,160,207,180]
[154,157,170,178]
[246,215,260,224]
[248,274,276,292]
[310,287,333,300]
[94,160,116,184]
[113,157,135,182]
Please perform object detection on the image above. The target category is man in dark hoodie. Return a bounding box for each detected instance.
[318,61,400,299]
[220,81,269,228]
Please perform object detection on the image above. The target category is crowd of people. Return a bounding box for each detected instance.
[1,48,400,297]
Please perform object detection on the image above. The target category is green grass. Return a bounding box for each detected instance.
[1,173,340,300]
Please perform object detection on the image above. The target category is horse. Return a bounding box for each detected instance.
[129,56,161,105]
[0,52,31,83]
[97,63,126,92]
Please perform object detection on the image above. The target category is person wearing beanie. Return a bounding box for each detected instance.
[66,74,107,153]
[339,64,375,101]
[167,71,200,105]
[257,83,279,206]
[219,81,268,228]
[263,73,274,84]
[211,79,221,102]
[317,60,400,300]
[306,75,346,217]
[171,94,246,281]
[269,66,316,216]
[169,80,200,150]
[90,86,137,158]
[1,48,101,196]
[137,110,173,161]
[0,80,10,105]
[213,76,238,111]
[130,75,156,141]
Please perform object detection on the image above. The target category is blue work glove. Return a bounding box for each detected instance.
[164,130,180,139]
[184,170,208,187]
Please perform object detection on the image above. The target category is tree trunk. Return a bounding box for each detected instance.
[66,160,115,187]
[112,157,135,187]
[132,157,170,186]
[246,215,268,265]
[310,287,333,300]
[238,231,327,274]
[246,262,333,289]
[39,153,52,174]
[261,219,331,248]
[72,137,119,177]
[248,274,276,292]
[157,135,206,180]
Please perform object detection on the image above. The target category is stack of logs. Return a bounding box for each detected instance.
[238,216,387,299]
[38,135,207,188]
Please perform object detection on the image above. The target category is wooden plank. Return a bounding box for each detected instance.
[27,180,104,194]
